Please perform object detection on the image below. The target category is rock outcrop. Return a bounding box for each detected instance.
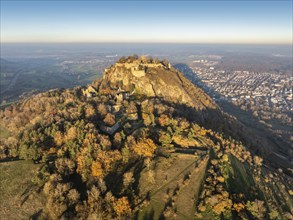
[99,56,216,110]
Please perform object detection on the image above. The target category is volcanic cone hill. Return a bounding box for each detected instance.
[99,56,216,110]
[96,56,284,160]
[0,56,292,220]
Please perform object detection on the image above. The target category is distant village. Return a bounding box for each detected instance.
[189,58,292,126]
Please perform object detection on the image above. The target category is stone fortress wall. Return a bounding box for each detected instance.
[115,62,164,78]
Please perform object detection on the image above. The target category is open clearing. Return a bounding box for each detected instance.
[0,160,44,220]
[137,153,209,220]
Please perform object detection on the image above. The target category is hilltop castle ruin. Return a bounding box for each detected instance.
[104,55,171,78]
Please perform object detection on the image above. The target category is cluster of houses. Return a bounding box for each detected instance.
[82,85,141,136]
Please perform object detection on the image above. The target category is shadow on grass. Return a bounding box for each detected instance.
[0,157,22,163]
[143,207,155,220]
[30,209,43,220]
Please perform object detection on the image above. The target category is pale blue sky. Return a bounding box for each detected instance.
[1,0,292,44]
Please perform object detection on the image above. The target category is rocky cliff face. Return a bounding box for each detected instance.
[99,57,217,110]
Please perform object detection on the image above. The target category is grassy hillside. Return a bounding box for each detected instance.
[0,160,44,220]
[136,154,208,220]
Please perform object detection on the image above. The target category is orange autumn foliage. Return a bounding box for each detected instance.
[76,148,89,174]
[113,197,131,216]
[172,135,199,148]
[233,203,245,212]
[157,114,170,126]
[91,161,103,177]
[54,131,63,146]
[213,200,232,215]
[66,127,77,141]
[96,150,122,171]
[132,138,157,157]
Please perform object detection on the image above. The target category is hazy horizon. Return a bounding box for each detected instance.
[1,0,292,44]
[1,42,292,59]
